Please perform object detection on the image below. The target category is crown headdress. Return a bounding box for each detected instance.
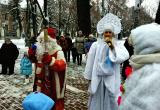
[97,13,122,35]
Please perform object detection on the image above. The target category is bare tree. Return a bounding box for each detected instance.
[8,0,23,37]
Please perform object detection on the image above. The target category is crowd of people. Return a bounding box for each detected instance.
[0,27,97,110]
[58,30,97,65]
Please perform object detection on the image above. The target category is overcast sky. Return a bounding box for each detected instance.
[126,0,135,7]
[0,0,44,7]
[20,0,44,8]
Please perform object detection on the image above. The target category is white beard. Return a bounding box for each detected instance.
[35,33,61,61]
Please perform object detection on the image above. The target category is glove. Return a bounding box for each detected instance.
[28,48,36,56]
[117,96,122,106]
[28,44,37,56]
[42,54,52,64]
[125,66,132,78]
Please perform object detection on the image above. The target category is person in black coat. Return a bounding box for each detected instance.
[0,38,19,75]
[65,33,72,62]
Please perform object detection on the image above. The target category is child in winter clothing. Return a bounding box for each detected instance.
[20,52,32,84]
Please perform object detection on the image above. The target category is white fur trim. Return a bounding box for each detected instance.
[57,51,66,61]
[55,72,61,98]
[61,70,67,98]
[55,70,67,99]
[37,86,41,92]
[36,67,42,74]
[36,67,42,91]
[49,57,55,66]
[48,45,62,55]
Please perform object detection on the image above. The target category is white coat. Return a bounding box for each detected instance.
[84,39,129,110]
[120,23,160,110]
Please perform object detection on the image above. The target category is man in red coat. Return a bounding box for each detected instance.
[28,27,67,110]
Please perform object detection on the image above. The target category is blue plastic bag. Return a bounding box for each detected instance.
[22,92,55,110]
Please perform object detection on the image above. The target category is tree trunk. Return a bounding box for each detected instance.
[26,0,31,46]
[30,0,38,37]
[16,5,22,37]
[77,0,91,36]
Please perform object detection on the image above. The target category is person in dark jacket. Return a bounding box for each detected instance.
[121,38,134,81]
[65,33,72,62]
[0,38,19,75]
[71,42,78,63]
[58,36,68,61]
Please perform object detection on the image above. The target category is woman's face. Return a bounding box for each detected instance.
[78,31,83,36]
[103,29,113,40]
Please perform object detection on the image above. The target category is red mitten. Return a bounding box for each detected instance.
[53,60,66,72]
[120,84,125,94]
[125,66,132,78]
[42,54,52,64]
[28,48,36,56]
[117,96,122,106]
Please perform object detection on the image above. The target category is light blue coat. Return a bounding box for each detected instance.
[20,57,32,76]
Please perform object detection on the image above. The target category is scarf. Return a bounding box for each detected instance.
[129,53,160,70]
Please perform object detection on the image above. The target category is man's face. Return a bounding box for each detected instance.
[5,40,11,44]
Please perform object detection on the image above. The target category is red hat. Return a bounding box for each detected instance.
[47,27,57,39]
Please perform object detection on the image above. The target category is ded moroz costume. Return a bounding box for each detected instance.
[28,27,67,110]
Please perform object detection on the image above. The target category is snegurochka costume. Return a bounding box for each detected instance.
[84,13,129,110]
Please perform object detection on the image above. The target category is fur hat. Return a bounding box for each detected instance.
[47,27,57,39]
[130,23,160,55]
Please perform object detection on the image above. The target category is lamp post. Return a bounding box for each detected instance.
[101,0,105,17]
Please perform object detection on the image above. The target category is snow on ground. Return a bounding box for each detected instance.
[0,38,125,109]
[0,38,34,110]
